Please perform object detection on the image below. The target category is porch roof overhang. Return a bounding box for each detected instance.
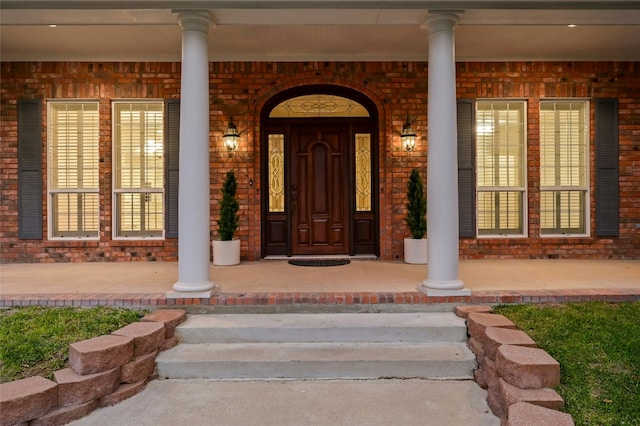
[1,0,640,62]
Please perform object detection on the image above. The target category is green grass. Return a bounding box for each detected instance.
[0,306,145,383]
[494,302,640,426]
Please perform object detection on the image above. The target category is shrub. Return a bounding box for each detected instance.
[217,171,239,241]
[405,168,427,239]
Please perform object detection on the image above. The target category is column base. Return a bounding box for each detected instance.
[168,282,219,299]
[419,286,472,297]
[419,279,471,297]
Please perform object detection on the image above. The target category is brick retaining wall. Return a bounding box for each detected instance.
[455,306,575,426]
[0,310,186,426]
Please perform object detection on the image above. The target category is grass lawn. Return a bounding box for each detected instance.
[494,301,640,426]
[0,306,145,383]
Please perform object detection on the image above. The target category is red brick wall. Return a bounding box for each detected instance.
[1,61,638,263]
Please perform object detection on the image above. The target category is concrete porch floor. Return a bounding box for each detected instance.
[1,259,639,309]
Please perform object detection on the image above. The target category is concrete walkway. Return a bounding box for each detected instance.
[70,379,500,426]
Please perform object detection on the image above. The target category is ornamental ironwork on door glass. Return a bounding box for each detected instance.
[269,94,369,118]
[355,133,372,211]
[268,134,285,212]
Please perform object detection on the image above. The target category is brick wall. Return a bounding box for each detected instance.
[1,61,638,263]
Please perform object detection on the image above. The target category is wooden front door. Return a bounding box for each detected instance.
[291,124,350,255]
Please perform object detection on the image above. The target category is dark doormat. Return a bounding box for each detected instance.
[288,259,351,267]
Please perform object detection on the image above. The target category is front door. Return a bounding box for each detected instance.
[261,89,379,258]
[291,124,349,255]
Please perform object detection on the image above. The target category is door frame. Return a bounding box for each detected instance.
[260,85,380,258]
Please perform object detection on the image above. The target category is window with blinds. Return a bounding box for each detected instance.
[476,101,526,236]
[540,101,589,235]
[48,101,100,238]
[113,102,164,238]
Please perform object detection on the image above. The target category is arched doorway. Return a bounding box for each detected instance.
[261,85,379,258]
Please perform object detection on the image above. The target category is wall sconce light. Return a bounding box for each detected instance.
[223,117,240,152]
[401,119,417,151]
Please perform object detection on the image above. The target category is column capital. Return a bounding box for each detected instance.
[174,10,214,34]
[421,11,462,34]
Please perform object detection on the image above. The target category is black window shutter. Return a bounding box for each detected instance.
[165,99,180,238]
[457,99,476,238]
[18,99,43,239]
[595,98,619,237]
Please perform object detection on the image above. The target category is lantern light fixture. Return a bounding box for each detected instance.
[223,117,240,152]
[401,119,417,151]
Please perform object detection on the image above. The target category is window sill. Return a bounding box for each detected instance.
[541,234,590,239]
[110,239,165,247]
[477,235,528,239]
[44,240,100,247]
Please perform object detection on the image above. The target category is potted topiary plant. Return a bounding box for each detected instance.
[404,168,428,264]
[212,171,240,265]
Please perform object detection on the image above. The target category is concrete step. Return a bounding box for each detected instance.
[175,312,468,344]
[156,341,476,380]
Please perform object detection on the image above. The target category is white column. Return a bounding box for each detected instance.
[170,11,217,296]
[420,11,469,295]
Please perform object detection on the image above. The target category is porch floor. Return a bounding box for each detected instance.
[1,259,638,310]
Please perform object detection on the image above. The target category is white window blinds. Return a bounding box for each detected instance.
[476,101,526,236]
[48,101,99,238]
[540,101,589,235]
[113,102,164,238]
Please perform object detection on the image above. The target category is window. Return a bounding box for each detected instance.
[48,101,99,238]
[113,102,164,238]
[476,101,526,236]
[268,134,285,213]
[355,133,372,211]
[269,94,369,118]
[540,101,589,235]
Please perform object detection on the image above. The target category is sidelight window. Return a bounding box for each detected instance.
[355,133,372,211]
[268,134,285,212]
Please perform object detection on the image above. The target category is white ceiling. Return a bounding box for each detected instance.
[1,1,640,62]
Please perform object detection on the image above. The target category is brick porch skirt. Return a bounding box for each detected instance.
[1,288,638,308]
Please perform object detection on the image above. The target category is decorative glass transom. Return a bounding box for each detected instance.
[269,95,370,118]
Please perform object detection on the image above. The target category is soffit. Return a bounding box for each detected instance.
[1,2,639,61]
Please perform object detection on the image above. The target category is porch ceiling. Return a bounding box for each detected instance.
[1,1,640,62]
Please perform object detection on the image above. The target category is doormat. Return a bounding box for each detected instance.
[288,259,351,267]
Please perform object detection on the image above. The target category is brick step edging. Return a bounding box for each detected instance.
[455,306,575,426]
[0,310,186,426]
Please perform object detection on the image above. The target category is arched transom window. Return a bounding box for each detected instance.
[269,94,370,118]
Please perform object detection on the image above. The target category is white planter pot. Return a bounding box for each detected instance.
[212,239,241,266]
[404,237,428,264]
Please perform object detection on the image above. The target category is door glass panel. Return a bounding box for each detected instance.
[268,134,285,212]
[355,133,372,211]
